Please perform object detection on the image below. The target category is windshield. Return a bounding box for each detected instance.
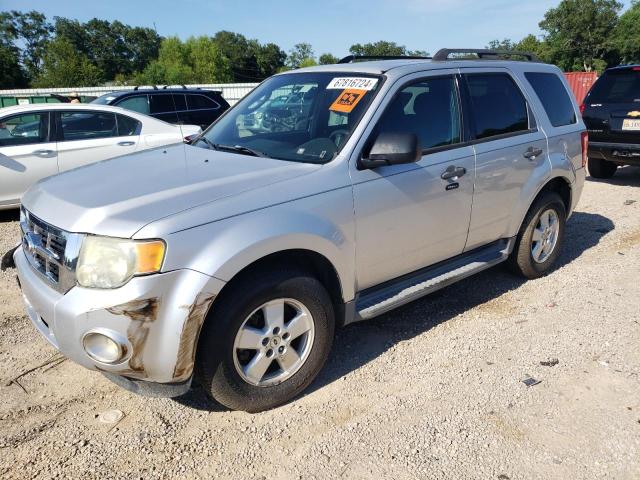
[199,72,382,163]
[588,69,640,104]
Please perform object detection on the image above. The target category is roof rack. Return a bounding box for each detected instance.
[338,55,431,64]
[162,84,188,89]
[133,85,158,90]
[433,49,540,62]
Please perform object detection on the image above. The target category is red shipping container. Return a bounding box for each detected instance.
[564,72,598,105]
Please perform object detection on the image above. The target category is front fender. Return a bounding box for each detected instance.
[160,189,356,302]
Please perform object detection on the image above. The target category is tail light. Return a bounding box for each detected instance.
[579,103,586,115]
[581,131,589,168]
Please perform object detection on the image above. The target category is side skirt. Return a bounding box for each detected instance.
[345,238,515,324]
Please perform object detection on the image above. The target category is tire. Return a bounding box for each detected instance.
[508,192,566,279]
[196,267,335,413]
[588,157,617,179]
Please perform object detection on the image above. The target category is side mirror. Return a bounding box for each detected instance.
[359,132,421,169]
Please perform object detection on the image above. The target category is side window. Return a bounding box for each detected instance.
[150,94,176,114]
[116,114,142,136]
[60,111,117,141]
[173,94,187,111]
[116,95,150,115]
[0,112,49,147]
[525,72,577,127]
[187,94,219,110]
[375,76,461,151]
[465,73,530,140]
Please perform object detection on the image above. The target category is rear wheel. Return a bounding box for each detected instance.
[588,157,617,179]
[196,267,335,412]
[508,192,566,279]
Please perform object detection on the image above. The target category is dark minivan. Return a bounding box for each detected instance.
[582,65,640,178]
[92,86,230,130]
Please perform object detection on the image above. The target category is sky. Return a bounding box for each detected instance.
[3,0,634,57]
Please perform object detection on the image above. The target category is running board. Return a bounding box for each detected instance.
[355,238,515,321]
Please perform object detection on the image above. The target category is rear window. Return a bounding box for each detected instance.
[525,72,577,127]
[465,73,530,140]
[588,69,640,104]
[187,94,219,110]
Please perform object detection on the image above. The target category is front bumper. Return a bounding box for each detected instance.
[14,246,225,396]
[589,142,640,166]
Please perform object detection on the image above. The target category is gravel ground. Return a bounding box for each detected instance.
[0,168,639,480]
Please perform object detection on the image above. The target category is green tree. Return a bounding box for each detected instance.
[252,42,287,78]
[34,37,103,87]
[539,0,622,71]
[287,43,315,69]
[55,16,161,81]
[0,10,53,81]
[0,42,28,88]
[212,31,262,82]
[349,41,428,58]
[612,0,640,63]
[186,36,232,83]
[319,53,339,64]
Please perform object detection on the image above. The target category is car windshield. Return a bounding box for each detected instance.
[588,69,640,104]
[199,72,382,163]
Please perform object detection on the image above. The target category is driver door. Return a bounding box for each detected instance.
[350,71,475,290]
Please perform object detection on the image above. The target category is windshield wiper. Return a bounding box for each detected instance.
[196,136,216,150]
[212,143,267,157]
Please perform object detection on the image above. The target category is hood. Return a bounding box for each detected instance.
[22,144,320,238]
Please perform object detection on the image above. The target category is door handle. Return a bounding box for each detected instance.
[441,165,467,180]
[117,141,135,146]
[32,149,55,157]
[523,146,543,160]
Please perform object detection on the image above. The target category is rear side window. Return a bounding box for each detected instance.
[150,94,176,114]
[116,95,149,115]
[0,112,49,147]
[187,94,219,110]
[525,72,576,127]
[587,69,640,104]
[60,111,117,141]
[116,114,141,136]
[465,73,529,140]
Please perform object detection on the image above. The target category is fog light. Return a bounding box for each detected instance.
[83,331,124,364]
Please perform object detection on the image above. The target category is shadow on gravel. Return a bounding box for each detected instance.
[0,209,19,223]
[174,211,614,412]
[587,165,640,187]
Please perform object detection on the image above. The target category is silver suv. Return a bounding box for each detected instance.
[13,49,586,412]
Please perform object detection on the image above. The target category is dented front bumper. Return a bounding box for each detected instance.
[14,246,225,396]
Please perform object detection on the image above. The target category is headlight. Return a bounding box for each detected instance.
[76,236,165,289]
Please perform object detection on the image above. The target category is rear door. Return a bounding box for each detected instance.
[56,110,140,172]
[582,68,640,144]
[461,69,550,251]
[149,93,179,124]
[0,111,58,207]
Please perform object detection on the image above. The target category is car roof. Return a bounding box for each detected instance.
[605,64,640,72]
[0,102,153,117]
[283,58,560,80]
[100,88,220,98]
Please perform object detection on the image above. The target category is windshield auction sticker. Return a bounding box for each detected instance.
[330,88,367,113]
[327,77,378,91]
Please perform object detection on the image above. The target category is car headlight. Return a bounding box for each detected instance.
[76,236,165,289]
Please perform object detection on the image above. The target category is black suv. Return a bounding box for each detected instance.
[582,65,640,178]
[92,86,230,130]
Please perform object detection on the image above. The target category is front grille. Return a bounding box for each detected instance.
[20,208,82,293]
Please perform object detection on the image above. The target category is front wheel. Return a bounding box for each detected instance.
[508,192,566,279]
[196,268,335,412]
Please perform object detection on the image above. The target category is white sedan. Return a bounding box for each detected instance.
[0,103,201,210]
